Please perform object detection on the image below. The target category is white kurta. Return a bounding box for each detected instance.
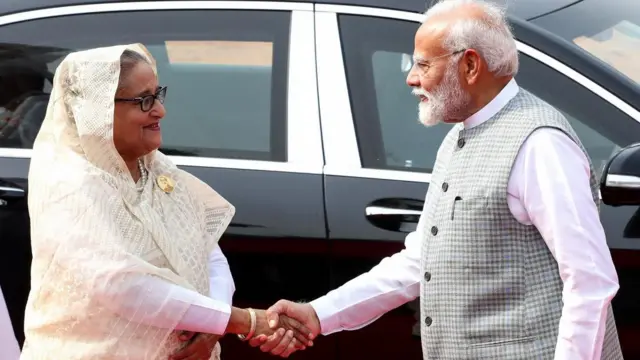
[310,79,619,360]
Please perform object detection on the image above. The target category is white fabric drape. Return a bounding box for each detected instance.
[21,44,235,359]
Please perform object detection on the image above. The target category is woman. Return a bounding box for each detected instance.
[21,44,310,359]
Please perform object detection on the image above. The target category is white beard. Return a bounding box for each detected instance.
[413,62,472,127]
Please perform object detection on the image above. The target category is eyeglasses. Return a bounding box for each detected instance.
[115,86,167,112]
[411,49,466,77]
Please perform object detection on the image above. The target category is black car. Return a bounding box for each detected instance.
[0,0,639,359]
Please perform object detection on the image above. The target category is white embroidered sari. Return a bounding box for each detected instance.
[21,44,234,359]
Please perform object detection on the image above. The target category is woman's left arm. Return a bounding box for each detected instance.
[208,245,235,305]
[172,247,239,359]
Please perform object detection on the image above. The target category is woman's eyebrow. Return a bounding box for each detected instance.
[134,88,154,97]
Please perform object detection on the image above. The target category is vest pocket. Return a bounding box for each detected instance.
[465,336,535,360]
[451,196,489,220]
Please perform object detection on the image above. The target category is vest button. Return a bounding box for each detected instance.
[457,138,465,148]
[424,272,431,281]
[425,316,432,326]
[430,226,438,235]
[441,182,448,192]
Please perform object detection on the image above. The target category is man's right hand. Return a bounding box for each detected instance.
[248,300,321,357]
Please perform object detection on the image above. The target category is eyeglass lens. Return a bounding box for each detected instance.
[141,88,166,111]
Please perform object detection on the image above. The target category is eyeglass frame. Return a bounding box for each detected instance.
[114,86,167,112]
[410,49,466,77]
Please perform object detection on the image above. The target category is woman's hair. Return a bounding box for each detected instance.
[117,49,150,91]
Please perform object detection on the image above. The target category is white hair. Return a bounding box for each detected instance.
[423,0,519,77]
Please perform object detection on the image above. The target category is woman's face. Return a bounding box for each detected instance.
[113,61,166,162]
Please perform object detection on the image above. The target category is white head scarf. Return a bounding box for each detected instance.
[22,44,234,359]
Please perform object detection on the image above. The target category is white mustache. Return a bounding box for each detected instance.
[411,87,426,96]
[412,88,432,99]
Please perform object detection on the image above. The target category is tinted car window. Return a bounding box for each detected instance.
[531,0,640,88]
[0,10,290,162]
[339,14,640,175]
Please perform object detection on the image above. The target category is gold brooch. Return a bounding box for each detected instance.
[156,175,175,193]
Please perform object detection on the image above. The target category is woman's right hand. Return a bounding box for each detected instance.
[252,309,311,347]
[225,307,312,346]
[250,309,310,357]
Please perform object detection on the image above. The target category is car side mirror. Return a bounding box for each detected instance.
[600,143,640,206]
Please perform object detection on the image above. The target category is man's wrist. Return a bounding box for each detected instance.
[309,298,335,335]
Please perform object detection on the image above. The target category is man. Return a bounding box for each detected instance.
[250,0,624,359]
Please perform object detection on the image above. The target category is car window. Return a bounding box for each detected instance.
[0,10,290,162]
[531,0,640,88]
[339,14,640,176]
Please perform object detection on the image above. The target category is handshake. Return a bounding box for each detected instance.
[241,300,321,357]
[170,300,321,360]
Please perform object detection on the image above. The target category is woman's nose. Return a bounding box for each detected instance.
[151,100,166,118]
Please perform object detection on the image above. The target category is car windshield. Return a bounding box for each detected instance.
[531,0,640,86]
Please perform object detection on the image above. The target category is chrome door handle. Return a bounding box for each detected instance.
[0,185,25,206]
[365,206,422,216]
[0,186,25,193]
[605,174,640,189]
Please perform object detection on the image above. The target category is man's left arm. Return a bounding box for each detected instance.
[518,128,619,360]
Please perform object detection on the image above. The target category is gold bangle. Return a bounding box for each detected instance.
[237,308,256,341]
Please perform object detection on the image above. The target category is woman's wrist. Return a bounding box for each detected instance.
[224,307,251,335]
[237,308,257,341]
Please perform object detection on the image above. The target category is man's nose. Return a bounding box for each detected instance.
[406,69,420,87]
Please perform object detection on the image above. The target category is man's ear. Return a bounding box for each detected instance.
[461,49,482,85]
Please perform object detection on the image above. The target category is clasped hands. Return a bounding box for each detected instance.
[247,300,321,358]
[170,301,320,359]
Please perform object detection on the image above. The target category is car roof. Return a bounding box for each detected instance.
[0,0,580,20]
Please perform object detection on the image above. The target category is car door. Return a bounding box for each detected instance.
[315,7,426,360]
[0,177,30,346]
[316,5,640,360]
[0,3,334,359]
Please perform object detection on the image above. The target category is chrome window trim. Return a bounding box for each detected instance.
[0,2,323,175]
[316,3,424,22]
[315,11,361,171]
[315,4,640,184]
[287,9,324,173]
[0,1,313,26]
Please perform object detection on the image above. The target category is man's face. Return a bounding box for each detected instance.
[406,24,471,126]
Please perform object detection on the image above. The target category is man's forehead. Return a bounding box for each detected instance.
[414,22,448,58]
